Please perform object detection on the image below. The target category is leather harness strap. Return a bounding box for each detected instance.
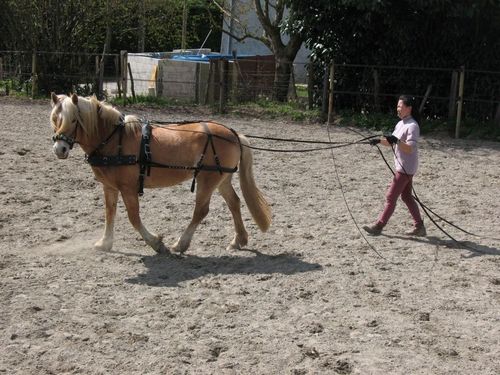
[86,119,238,196]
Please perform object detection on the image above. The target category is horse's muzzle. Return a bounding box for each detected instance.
[53,140,70,159]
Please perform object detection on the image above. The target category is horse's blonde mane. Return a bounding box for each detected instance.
[59,95,140,138]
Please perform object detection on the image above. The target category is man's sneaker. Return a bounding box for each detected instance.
[362,223,384,236]
[405,223,426,236]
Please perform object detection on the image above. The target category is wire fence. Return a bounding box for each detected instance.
[0,50,122,98]
[1,50,499,125]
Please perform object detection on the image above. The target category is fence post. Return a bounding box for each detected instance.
[120,50,128,105]
[495,103,500,128]
[373,68,380,111]
[231,61,239,104]
[219,59,227,113]
[114,56,121,98]
[321,65,329,121]
[0,57,3,80]
[307,63,314,110]
[448,70,458,119]
[127,62,136,102]
[95,56,100,96]
[195,62,200,104]
[31,51,38,98]
[156,62,163,97]
[327,62,335,125]
[207,60,215,106]
[419,84,432,113]
[455,66,465,139]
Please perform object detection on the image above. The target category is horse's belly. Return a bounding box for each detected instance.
[144,168,193,188]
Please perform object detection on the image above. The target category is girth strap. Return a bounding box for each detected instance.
[138,121,152,196]
[190,123,223,193]
[87,154,136,166]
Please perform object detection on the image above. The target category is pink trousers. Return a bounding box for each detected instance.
[377,172,422,226]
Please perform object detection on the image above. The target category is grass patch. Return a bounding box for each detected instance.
[336,110,395,132]
[110,94,195,107]
[228,98,322,122]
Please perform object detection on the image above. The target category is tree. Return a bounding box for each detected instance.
[0,0,220,94]
[285,0,500,120]
[209,0,305,101]
[285,0,500,70]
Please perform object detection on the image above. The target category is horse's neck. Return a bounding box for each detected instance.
[79,119,120,155]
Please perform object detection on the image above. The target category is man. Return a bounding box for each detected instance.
[363,95,426,236]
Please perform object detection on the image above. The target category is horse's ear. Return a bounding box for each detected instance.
[71,93,78,105]
[51,92,59,107]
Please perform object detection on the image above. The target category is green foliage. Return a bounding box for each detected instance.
[0,0,221,53]
[458,118,500,141]
[285,0,500,71]
[228,98,322,122]
[337,110,396,132]
[110,94,195,107]
[0,0,223,97]
[284,0,500,125]
[0,78,31,97]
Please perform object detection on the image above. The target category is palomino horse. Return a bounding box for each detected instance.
[50,93,271,253]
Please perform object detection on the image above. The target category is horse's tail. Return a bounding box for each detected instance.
[238,135,272,232]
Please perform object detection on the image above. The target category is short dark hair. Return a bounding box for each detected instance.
[399,95,415,108]
[398,95,421,124]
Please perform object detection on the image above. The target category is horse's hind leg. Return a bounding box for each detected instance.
[218,176,248,250]
[94,185,118,251]
[172,179,215,254]
[121,189,166,253]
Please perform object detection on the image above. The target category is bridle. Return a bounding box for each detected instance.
[51,106,84,150]
[52,130,78,149]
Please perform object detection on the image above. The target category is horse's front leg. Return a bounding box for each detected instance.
[94,185,118,251]
[121,189,167,254]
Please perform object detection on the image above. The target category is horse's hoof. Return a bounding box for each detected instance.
[171,243,187,254]
[156,243,171,255]
[149,235,166,254]
[227,242,241,251]
[227,235,247,251]
[94,239,112,251]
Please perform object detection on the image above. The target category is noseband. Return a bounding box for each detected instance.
[52,114,83,150]
[52,132,76,149]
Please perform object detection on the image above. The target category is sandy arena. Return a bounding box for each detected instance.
[0,97,499,374]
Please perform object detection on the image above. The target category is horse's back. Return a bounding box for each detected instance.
[149,121,240,170]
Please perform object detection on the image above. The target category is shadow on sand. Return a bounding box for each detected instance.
[125,248,323,287]
[383,234,500,257]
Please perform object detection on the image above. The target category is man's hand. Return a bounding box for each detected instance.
[385,135,399,145]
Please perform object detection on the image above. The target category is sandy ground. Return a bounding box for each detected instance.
[0,97,499,375]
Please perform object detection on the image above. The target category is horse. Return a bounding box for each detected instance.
[49,93,271,254]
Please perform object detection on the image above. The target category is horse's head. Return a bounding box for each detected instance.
[50,93,82,159]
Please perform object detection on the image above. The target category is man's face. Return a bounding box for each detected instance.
[397,100,412,119]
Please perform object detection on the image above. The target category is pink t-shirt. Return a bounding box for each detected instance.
[392,116,420,175]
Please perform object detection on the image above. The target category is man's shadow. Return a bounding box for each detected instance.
[382,234,500,257]
[125,248,323,287]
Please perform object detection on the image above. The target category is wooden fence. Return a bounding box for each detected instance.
[1,50,499,136]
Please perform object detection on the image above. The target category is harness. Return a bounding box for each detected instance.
[85,117,239,196]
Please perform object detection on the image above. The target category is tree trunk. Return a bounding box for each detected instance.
[137,0,146,52]
[495,102,500,128]
[274,57,292,102]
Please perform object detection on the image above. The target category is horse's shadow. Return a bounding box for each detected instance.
[125,248,323,287]
[383,234,500,257]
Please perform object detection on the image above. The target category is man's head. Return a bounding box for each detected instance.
[397,95,414,119]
